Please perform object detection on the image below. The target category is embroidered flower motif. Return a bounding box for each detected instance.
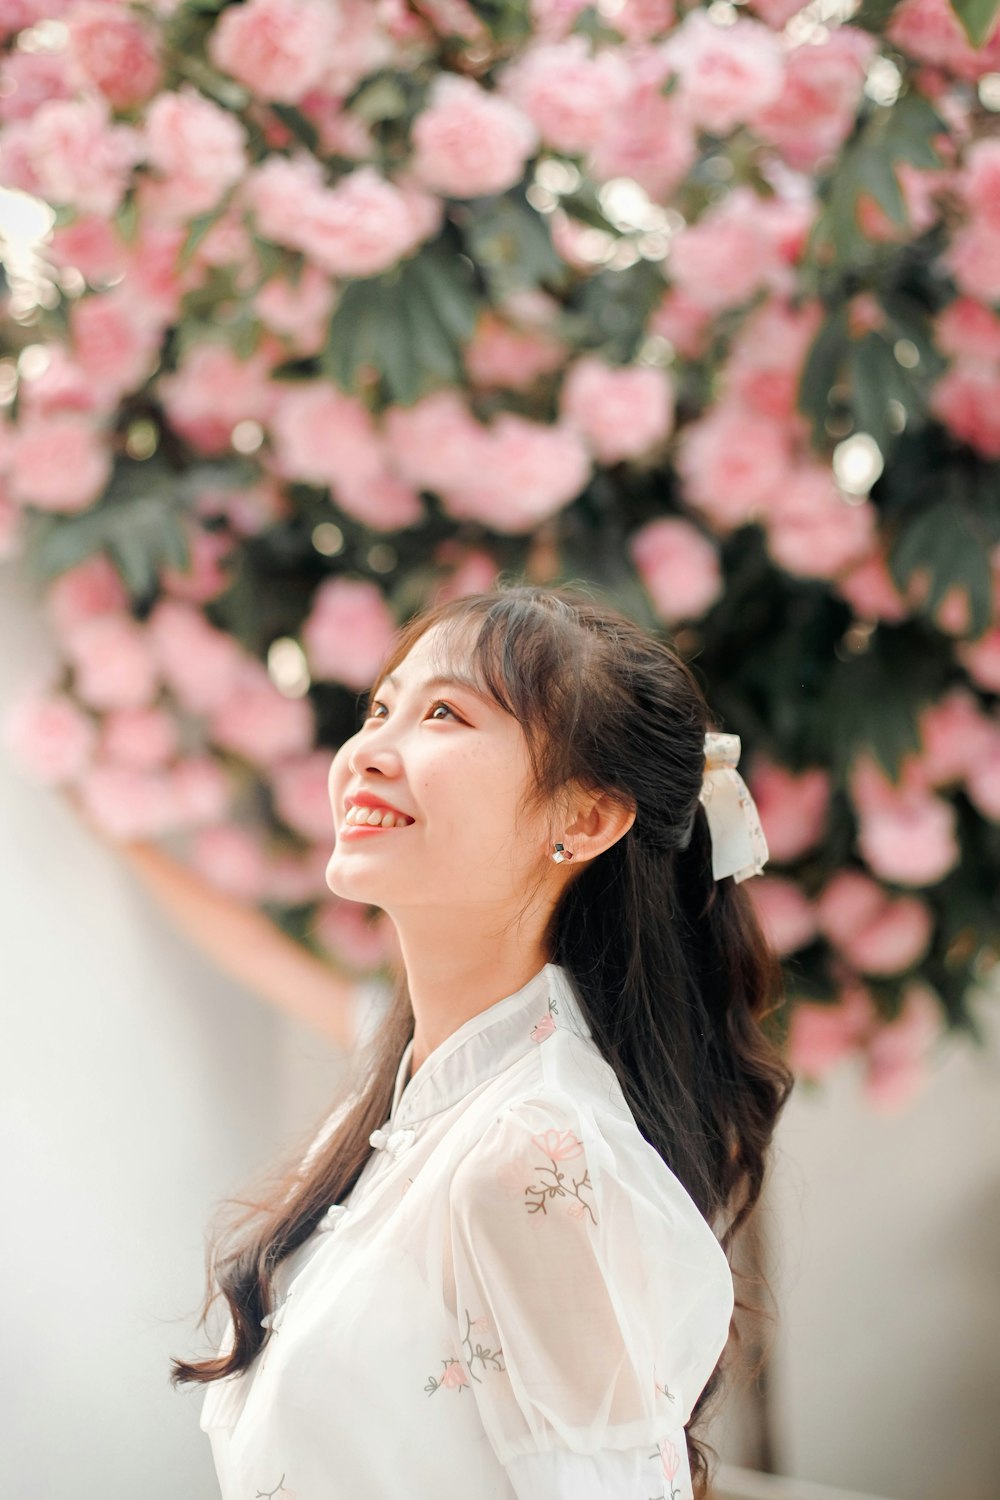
[644,1434,687,1500]
[654,1372,677,1405]
[530,1012,556,1043]
[425,1308,504,1394]
[524,1129,596,1225]
[529,992,560,1042]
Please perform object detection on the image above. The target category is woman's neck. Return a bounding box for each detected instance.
[391,912,551,1075]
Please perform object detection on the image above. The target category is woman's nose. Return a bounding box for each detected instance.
[347,728,401,780]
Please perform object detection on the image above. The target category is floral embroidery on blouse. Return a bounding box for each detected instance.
[529,991,560,1043]
[255,1475,295,1499]
[524,1128,597,1225]
[425,1309,505,1394]
[645,1434,686,1500]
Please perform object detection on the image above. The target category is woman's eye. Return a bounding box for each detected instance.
[428,701,458,720]
[363,700,459,722]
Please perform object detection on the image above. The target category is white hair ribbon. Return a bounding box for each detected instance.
[698,732,769,883]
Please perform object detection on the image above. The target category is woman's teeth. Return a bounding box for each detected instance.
[345,805,413,828]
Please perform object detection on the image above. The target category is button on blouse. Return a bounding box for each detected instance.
[199,962,735,1499]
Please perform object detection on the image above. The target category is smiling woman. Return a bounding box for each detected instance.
[172,581,794,1500]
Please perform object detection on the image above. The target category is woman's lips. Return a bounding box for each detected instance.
[338,822,414,839]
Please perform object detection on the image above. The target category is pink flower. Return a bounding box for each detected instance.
[530,1013,556,1042]
[816,869,933,973]
[863,982,940,1113]
[887,0,1000,81]
[47,216,128,286]
[1,691,97,784]
[677,403,793,533]
[208,0,339,102]
[254,162,437,277]
[301,577,396,690]
[271,751,335,841]
[764,464,877,579]
[931,363,1000,458]
[531,1128,584,1161]
[70,292,161,406]
[337,470,425,532]
[911,689,996,788]
[207,660,316,767]
[945,221,1000,304]
[751,28,874,170]
[664,12,783,135]
[669,188,784,314]
[745,874,818,954]
[443,416,590,533]
[8,415,110,513]
[560,357,675,463]
[145,88,247,217]
[746,0,810,25]
[78,764,179,839]
[465,312,565,391]
[834,549,911,624]
[933,297,1000,364]
[23,95,140,215]
[849,754,960,886]
[147,599,246,715]
[747,758,830,863]
[189,825,268,901]
[964,725,1000,820]
[501,37,629,155]
[430,543,500,604]
[44,555,129,637]
[659,1436,682,1484]
[587,46,695,198]
[961,138,1000,234]
[159,343,276,455]
[65,0,162,110]
[648,289,713,361]
[270,383,383,490]
[160,525,235,605]
[16,347,97,421]
[253,266,336,356]
[64,613,159,711]
[957,626,1000,692]
[787,983,876,1080]
[314,897,395,969]
[0,48,72,124]
[167,757,231,826]
[629,516,722,624]
[724,299,824,420]
[440,1361,470,1390]
[383,391,487,493]
[410,74,537,198]
[99,706,179,769]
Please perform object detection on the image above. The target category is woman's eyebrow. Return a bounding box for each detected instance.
[381,671,492,703]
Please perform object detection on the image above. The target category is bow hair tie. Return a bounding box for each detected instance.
[699,731,769,884]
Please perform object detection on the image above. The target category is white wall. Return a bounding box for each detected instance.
[3,562,999,1500]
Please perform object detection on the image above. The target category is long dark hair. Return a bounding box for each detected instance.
[172,581,794,1496]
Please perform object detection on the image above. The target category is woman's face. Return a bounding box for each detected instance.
[325,623,552,915]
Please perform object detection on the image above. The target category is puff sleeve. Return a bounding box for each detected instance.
[447,1091,734,1500]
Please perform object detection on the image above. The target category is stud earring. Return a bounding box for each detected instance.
[551,842,574,863]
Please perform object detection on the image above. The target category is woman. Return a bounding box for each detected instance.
[173,582,794,1499]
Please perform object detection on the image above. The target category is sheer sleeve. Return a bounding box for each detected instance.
[447,1091,734,1499]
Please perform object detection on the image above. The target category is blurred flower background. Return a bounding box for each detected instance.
[1,2,1000,1496]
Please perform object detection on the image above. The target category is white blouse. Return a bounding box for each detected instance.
[199,961,735,1499]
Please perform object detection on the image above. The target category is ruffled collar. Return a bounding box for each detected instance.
[385,961,590,1130]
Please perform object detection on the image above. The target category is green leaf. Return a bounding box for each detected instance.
[948,0,1000,47]
[888,491,996,640]
[848,333,894,452]
[407,243,479,346]
[798,309,849,446]
[819,625,949,783]
[460,190,565,297]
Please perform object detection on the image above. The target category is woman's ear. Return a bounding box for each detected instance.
[559,788,636,865]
